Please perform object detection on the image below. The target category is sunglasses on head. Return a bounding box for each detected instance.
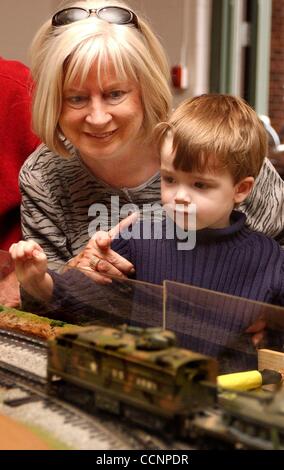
[52,6,139,29]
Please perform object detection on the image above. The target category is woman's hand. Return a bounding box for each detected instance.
[9,240,53,302]
[246,319,267,347]
[66,213,138,283]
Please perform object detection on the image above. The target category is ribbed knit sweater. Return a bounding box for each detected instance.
[112,211,284,305]
[28,211,284,372]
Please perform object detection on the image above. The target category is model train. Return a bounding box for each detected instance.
[47,324,284,448]
[219,388,284,449]
[47,324,218,437]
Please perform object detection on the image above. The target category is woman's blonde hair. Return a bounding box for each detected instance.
[30,0,172,156]
[156,94,268,183]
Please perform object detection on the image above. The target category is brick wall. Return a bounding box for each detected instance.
[269,0,284,137]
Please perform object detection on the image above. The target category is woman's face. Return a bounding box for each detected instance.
[59,62,144,165]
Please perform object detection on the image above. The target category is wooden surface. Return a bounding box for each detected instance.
[0,414,50,450]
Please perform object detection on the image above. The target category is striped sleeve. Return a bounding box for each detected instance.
[240,158,284,245]
[19,146,72,269]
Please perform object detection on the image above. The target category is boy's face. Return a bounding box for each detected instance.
[160,135,249,231]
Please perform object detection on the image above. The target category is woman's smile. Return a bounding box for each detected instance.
[85,129,117,140]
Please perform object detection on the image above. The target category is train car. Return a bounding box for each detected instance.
[219,388,284,449]
[47,324,218,434]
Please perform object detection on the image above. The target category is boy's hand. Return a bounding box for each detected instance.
[9,240,47,283]
[66,213,137,283]
[9,240,53,301]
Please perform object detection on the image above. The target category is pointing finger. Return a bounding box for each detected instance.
[108,212,139,240]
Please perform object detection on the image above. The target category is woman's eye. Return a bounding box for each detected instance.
[106,90,127,102]
[66,96,88,108]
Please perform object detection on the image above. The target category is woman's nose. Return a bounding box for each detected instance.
[85,101,112,126]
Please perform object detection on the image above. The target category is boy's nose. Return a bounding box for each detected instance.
[174,190,191,205]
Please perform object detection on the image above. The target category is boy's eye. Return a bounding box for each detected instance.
[194,181,208,189]
[162,175,175,184]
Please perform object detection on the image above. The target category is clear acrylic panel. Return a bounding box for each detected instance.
[164,280,284,373]
[0,249,14,279]
[20,264,164,329]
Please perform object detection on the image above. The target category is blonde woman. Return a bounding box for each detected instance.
[20,1,284,283]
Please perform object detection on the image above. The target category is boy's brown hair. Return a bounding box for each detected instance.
[155,94,268,183]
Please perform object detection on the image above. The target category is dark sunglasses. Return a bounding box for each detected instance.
[52,6,139,29]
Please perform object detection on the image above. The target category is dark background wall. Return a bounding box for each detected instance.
[269,0,284,136]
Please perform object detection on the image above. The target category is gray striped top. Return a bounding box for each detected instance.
[20,144,284,270]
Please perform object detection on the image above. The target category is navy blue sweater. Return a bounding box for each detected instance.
[112,211,284,305]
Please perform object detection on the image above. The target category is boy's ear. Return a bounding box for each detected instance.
[233,176,255,204]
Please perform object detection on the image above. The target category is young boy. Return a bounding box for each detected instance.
[10,95,284,368]
[108,94,283,303]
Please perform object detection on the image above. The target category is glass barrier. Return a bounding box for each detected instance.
[0,249,15,279]
[1,250,283,374]
[0,249,17,307]
[164,280,284,373]
[19,265,164,329]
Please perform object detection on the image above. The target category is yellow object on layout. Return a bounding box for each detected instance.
[217,369,282,391]
[218,370,262,391]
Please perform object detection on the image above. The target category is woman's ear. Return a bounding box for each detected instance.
[233,176,255,204]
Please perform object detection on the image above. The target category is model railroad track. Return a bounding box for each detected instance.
[0,329,239,449]
[0,363,188,450]
[0,328,224,449]
[0,328,48,382]
[0,330,191,449]
[0,365,132,449]
[0,328,47,350]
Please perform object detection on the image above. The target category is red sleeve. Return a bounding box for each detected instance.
[0,57,41,249]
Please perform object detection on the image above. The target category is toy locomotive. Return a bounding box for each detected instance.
[47,324,217,435]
